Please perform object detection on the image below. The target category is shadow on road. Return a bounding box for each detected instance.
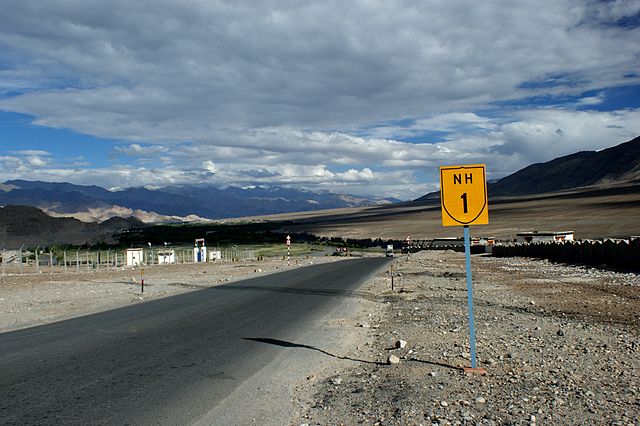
[244,337,386,366]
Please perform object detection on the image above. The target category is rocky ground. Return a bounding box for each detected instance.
[293,250,640,426]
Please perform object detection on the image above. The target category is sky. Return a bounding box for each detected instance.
[0,0,639,200]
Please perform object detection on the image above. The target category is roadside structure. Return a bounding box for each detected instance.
[157,250,176,264]
[125,248,144,266]
[516,231,574,243]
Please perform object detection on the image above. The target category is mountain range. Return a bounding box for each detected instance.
[0,135,638,248]
[0,182,399,223]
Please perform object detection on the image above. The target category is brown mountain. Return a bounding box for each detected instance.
[489,136,640,196]
[416,136,640,201]
[0,205,145,248]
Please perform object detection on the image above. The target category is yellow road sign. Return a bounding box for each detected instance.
[440,164,489,226]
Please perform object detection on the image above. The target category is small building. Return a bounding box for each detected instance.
[476,237,496,246]
[516,231,574,244]
[125,248,144,266]
[208,250,222,261]
[158,250,176,264]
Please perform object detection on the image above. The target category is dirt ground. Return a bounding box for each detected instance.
[2,250,639,425]
[292,251,640,426]
[0,255,339,333]
[270,183,640,241]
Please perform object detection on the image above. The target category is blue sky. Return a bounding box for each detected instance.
[1,0,639,200]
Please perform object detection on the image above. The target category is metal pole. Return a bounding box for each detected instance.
[464,225,479,369]
[35,246,39,274]
[391,263,394,291]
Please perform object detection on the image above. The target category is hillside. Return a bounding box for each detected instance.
[489,136,640,196]
[415,136,640,201]
[0,205,145,248]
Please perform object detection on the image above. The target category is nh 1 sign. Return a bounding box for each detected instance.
[440,164,489,227]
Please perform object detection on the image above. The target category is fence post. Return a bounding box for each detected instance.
[35,246,39,274]
[64,251,67,271]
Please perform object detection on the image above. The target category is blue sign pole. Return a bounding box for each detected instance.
[463,225,478,369]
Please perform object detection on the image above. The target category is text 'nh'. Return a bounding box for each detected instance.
[453,173,473,185]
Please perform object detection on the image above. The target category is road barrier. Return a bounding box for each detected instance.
[492,238,640,271]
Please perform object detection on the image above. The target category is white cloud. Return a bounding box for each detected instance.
[9,149,52,156]
[114,143,168,157]
[0,1,638,199]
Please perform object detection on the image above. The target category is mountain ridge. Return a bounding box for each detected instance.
[415,135,640,201]
[0,181,399,222]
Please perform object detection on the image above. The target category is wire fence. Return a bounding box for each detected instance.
[0,247,258,276]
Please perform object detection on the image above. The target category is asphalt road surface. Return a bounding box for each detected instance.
[0,256,390,425]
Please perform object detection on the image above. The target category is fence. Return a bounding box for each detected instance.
[492,239,640,271]
[0,247,257,276]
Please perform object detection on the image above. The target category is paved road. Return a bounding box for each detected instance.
[0,257,390,425]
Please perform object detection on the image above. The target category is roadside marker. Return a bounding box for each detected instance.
[440,164,489,374]
[286,235,291,266]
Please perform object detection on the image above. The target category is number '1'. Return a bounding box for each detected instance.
[461,193,468,213]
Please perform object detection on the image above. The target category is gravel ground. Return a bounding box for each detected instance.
[293,250,640,426]
[0,255,340,333]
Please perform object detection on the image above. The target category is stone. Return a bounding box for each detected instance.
[387,354,400,365]
[440,401,448,407]
[396,339,407,349]
[475,396,486,404]
[557,329,565,336]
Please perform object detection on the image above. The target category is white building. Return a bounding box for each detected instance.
[158,250,176,264]
[125,248,144,266]
[516,231,574,244]
[208,250,222,261]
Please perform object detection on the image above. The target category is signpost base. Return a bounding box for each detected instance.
[463,367,487,375]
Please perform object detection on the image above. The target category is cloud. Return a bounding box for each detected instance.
[114,143,168,157]
[0,1,638,199]
[9,149,52,156]
[1,1,638,134]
